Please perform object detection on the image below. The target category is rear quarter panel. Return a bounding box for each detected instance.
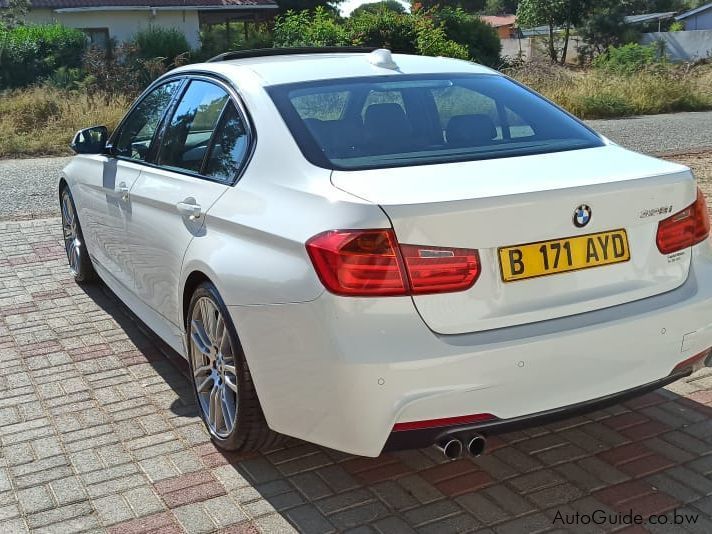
[180,74,390,315]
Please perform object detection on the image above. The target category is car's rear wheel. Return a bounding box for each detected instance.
[187,282,280,451]
[60,187,96,283]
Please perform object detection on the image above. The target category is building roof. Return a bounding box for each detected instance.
[623,12,676,24]
[480,14,516,28]
[675,2,712,20]
[1,0,276,8]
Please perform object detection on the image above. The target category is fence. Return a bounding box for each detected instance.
[641,30,712,61]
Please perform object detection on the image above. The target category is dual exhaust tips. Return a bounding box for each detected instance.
[436,434,486,460]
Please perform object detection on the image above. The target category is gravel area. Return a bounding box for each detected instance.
[588,111,712,154]
[1,110,711,220]
[0,156,71,219]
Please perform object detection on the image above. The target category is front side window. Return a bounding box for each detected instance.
[114,81,181,161]
[268,74,604,170]
[203,102,250,183]
[156,80,229,174]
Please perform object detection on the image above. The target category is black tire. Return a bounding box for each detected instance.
[186,281,281,451]
[60,186,97,283]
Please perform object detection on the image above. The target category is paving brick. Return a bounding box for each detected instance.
[483,485,535,517]
[49,476,87,506]
[16,485,54,514]
[285,504,335,533]
[371,480,418,512]
[330,500,390,530]
[416,512,480,533]
[456,492,510,525]
[528,482,584,508]
[107,511,178,534]
[508,469,564,494]
[123,486,165,517]
[594,480,657,507]
[434,469,494,497]
[493,512,551,534]
[93,494,134,525]
[402,500,461,527]
[25,501,94,529]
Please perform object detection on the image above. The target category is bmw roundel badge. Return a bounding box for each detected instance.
[573,205,592,228]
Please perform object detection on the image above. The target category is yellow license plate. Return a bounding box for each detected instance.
[499,229,630,282]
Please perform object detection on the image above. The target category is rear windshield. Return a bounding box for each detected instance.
[267,73,604,170]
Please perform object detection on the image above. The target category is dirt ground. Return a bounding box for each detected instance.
[664,151,712,211]
[665,150,712,183]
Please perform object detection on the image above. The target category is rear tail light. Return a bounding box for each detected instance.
[656,188,710,254]
[306,229,480,297]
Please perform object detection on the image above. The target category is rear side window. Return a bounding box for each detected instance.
[268,74,604,170]
[203,102,250,183]
[114,81,180,161]
[157,80,229,174]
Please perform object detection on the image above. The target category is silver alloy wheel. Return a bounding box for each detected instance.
[61,191,81,276]
[190,297,238,438]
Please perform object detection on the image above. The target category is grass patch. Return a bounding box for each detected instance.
[0,87,130,158]
[508,62,712,120]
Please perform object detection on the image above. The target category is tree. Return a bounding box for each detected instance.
[0,0,30,29]
[433,7,501,66]
[411,0,486,13]
[516,0,591,64]
[577,5,640,61]
[275,0,344,14]
[351,1,406,17]
[483,0,519,15]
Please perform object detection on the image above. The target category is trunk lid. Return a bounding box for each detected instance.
[331,146,696,334]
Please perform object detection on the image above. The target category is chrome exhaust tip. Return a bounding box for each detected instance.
[435,439,463,460]
[467,435,486,457]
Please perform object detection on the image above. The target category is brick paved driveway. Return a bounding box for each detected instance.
[1,218,712,534]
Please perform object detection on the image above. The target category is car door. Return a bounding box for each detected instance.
[79,79,183,288]
[124,77,251,327]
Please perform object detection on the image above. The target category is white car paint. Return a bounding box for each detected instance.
[62,51,712,456]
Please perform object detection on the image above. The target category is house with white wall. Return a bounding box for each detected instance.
[1,0,278,49]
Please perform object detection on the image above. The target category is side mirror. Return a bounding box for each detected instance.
[71,126,108,155]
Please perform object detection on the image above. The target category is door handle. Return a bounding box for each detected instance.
[176,199,202,220]
[117,182,129,201]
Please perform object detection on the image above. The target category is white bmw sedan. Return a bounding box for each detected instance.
[60,48,712,458]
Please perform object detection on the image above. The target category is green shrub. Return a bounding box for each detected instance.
[273,7,467,60]
[273,8,351,47]
[593,43,658,74]
[432,7,501,67]
[348,8,420,52]
[0,24,86,88]
[132,26,191,64]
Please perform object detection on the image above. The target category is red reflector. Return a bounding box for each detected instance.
[392,413,497,432]
[400,245,481,294]
[656,188,710,254]
[306,229,481,297]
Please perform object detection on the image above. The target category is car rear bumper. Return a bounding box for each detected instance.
[229,243,712,457]
[383,368,697,451]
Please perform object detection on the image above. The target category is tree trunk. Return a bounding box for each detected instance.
[548,24,557,63]
[560,21,571,65]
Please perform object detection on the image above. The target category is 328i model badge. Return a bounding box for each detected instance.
[573,204,592,228]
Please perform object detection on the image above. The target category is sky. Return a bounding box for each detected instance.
[339,0,411,17]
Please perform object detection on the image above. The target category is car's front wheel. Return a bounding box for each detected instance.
[187,282,280,451]
[60,186,96,283]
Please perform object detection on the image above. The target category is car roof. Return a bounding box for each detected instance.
[175,51,498,87]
